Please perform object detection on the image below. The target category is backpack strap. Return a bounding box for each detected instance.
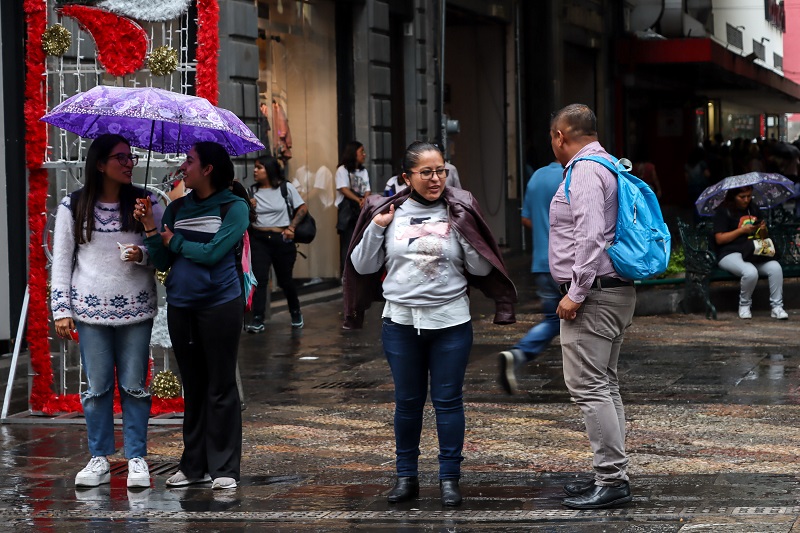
[564,155,621,204]
[279,181,295,219]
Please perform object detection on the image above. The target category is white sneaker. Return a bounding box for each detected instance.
[127,457,150,488]
[211,477,238,490]
[166,470,212,487]
[75,456,111,487]
[771,306,789,320]
[739,306,752,319]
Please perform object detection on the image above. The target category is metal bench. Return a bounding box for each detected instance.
[677,213,800,319]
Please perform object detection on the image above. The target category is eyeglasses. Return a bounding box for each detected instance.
[409,168,449,180]
[106,153,139,166]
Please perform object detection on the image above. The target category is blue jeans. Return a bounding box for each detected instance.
[514,273,560,361]
[75,319,153,459]
[382,319,473,479]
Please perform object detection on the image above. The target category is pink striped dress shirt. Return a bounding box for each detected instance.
[548,141,624,304]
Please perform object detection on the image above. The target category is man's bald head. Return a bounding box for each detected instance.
[550,104,598,140]
[549,104,599,166]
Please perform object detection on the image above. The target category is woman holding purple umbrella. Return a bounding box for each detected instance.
[50,133,161,490]
[713,185,787,320]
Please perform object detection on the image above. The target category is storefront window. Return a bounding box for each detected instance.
[257,0,339,279]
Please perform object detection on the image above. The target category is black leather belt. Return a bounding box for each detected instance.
[559,277,633,295]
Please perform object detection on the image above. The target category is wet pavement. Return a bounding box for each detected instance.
[3,255,800,531]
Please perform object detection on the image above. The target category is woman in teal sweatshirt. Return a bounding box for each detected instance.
[139,141,251,490]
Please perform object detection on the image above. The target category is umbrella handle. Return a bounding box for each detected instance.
[143,120,156,197]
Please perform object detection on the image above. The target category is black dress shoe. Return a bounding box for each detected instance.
[563,478,595,496]
[387,476,419,503]
[562,481,632,509]
[440,479,462,507]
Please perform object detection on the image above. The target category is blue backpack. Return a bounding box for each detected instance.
[565,155,671,280]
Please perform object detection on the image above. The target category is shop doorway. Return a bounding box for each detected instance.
[444,10,508,243]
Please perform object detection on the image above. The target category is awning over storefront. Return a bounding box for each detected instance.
[618,37,800,114]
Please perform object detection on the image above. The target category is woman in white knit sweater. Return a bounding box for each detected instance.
[50,134,161,490]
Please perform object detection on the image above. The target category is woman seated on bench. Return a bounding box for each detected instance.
[713,186,788,320]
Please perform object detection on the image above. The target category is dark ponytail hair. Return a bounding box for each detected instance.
[230,180,257,224]
[193,141,235,191]
[74,133,143,244]
[402,140,443,173]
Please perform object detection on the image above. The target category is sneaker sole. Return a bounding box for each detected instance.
[166,474,212,487]
[127,475,151,488]
[498,351,518,395]
[212,481,238,490]
[75,472,111,487]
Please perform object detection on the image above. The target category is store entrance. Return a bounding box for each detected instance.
[444,10,508,244]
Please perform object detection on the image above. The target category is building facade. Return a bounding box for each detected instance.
[3,0,800,350]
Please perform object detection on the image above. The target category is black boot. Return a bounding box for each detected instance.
[563,478,595,496]
[439,479,462,507]
[387,476,419,503]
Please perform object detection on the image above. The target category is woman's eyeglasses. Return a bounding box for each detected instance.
[409,168,449,180]
[106,153,140,166]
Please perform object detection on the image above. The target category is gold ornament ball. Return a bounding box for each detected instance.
[151,369,181,399]
[42,24,72,57]
[148,46,179,77]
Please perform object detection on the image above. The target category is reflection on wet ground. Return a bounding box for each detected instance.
[3,262,800,530]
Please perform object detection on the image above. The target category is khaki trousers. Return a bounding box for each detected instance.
[560,286,636,484]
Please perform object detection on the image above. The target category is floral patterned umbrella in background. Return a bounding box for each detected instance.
[694,172,796,216]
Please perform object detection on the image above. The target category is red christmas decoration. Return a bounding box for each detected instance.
[23,0,219,416]
[196,0,219,104]
[59,4,147,77]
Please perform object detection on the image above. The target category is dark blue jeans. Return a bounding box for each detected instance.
[382,319,473,479]
[513,273,561,361]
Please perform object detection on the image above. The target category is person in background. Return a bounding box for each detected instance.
[549,104,636,510]
[50,133,160,490]
[713,186,787,320]
[498,161,563,394]
[335,141,371,274]
[246,155,307,332]
[444,161,462,189]
[346,141,516,507]
[632,158,661,199]
[139,141,252,491]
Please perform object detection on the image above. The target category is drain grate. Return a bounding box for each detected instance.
[312,381,380,390]
[108,461,179,475]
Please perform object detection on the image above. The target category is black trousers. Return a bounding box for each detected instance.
[248,229,300,318]
[168,297,243,481]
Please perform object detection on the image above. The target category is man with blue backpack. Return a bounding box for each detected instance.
[547,104,668,511]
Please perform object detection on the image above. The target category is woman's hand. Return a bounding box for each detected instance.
[54,317,76,341]
[282,227,295,241]
[135,197,155,231]
[123,245,144,263]
[372,204,395,227]
[161,224,174,247]
[741,223,758,236]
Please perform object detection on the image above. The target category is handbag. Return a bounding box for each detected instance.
[336,198,359,234]
[751,238,776,258]
[280,182,317,244]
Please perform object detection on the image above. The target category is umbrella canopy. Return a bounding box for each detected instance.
[40,85,264,156]
[694,172,796,216]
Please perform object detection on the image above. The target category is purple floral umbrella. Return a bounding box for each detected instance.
[40,85,264,156]
[695,172,797,216]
